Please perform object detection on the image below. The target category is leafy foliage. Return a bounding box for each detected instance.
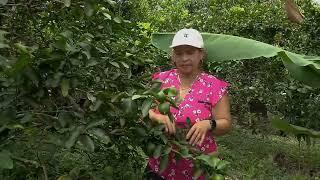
[1,0,320,179]
[0,0,157,178]
[0,0,229,179]
[151,32,320,87]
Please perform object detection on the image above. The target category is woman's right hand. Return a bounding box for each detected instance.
[149,109,176,135]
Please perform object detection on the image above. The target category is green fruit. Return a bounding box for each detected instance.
[147,142,156,154]
[156,91,166,102]
[163,87,178,97]
[158,102,170,115]
[210,174,224,180]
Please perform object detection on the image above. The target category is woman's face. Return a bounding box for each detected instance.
[172,45,204,75]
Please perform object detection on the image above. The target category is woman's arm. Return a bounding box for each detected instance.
[186,93,232,146]
[212,93,232,136]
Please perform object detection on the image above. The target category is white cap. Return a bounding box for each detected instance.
[170,28,204,48]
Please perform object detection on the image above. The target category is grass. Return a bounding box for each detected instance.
[215,125,320,180]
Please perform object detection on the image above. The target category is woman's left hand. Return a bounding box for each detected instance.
[186,120,211,146]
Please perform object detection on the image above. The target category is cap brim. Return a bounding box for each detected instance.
[170,43,202,48]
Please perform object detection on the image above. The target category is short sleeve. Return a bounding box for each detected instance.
[210,78,229,107]
[150,69,177,88]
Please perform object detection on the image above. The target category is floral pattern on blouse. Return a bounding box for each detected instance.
[148,69,229,180]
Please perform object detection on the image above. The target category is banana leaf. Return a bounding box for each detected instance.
[151,33,320,88]
[271,117,320,138]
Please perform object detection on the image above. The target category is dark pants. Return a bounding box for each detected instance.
[143,166,164,180]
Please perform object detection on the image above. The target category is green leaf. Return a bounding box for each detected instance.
[106,0,116,7]
[0,43,9,48]
[86,119,106,129]
[110,61,120,68]
[159,154,169,173]
[180,147,191,158]
[135,127,147,137]
[216,160,230,170]
[60,30,72,38]
[0,98,14,108]
[143,80,162,95]
[163,87,178,97]
[65,125,85,149]
[152,33,281,61]
[0,30,8,41]
[14,42,29,54]
[120,61,129,68]
[158,102,170,115]
[87,92,96,102]
[8,54,30,75]
[150,80,162,92]
[69,167,80,179]
[0,150,13,169]
[271,117,320,138]
[132,94,146,100]
[78,135,95,152]
[103,12,112,20]
[0,0,8,6]
[120,118,125,127]
[104,166,114,176]
[46,72,63,88]
[160,134,168,144]
[193,168,203,179]
[141,98,152,118]
[196,154,211,165]
[84,2,94,16]
[151,33,320,88]
[61,78,70,97]
[25,67,39,86]
[82,49,91,60]
[147,142,156,155]
[86,59,98,67]
[186,117,191,126]
[89,99,103,111]
[58,112,72,128]
[57,175,73,180]
[21,113,33,124]
[122,98,137,115]
[153,145,162,158]
[111,92,126,103]
[64,0,71,7]
[210,174,225,180]
[280,52,320,88]
[89,128,111,144]
[163,145,172,155]
[305,136,311,146]
[113,16,122,23]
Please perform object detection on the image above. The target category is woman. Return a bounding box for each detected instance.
[146,28,232,180]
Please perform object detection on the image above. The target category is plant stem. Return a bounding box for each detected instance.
[42,164,49,180]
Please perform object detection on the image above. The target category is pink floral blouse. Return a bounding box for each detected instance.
[148,69,229,180]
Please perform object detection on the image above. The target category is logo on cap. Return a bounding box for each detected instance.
[184,33,188,38]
